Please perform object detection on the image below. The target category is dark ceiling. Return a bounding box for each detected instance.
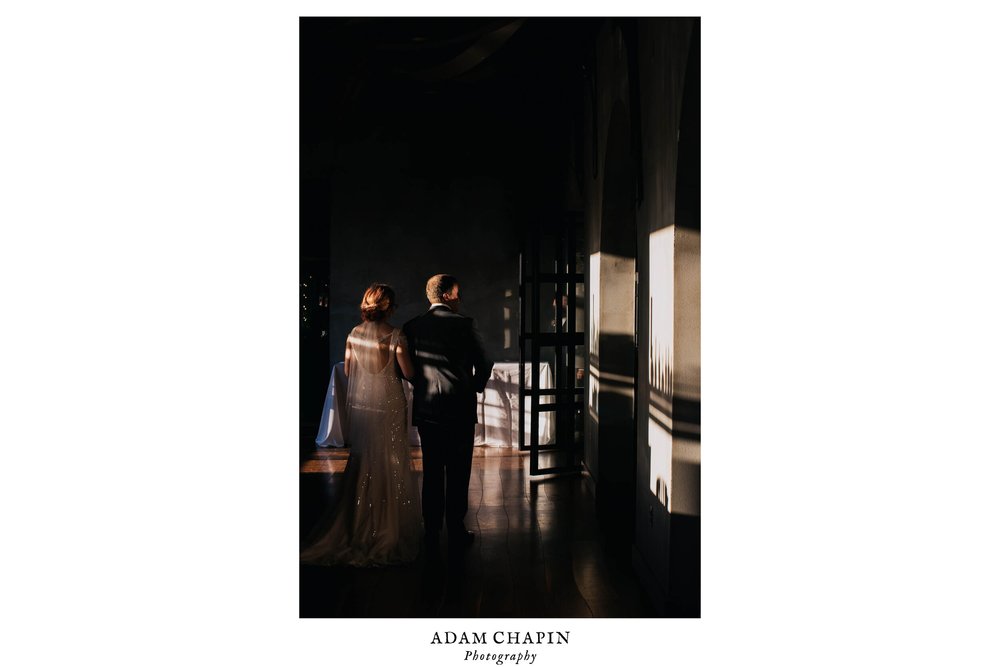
[300,18,599,252]
[300,17,598,162]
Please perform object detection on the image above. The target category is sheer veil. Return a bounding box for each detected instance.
[301,321,422,566]
[344,322,398,436]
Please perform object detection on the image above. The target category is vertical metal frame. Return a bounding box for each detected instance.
[519,216,586,476]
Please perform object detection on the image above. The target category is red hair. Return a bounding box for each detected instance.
[360,283,396,322]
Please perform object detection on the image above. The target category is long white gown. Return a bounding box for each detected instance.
[300,323,422,566]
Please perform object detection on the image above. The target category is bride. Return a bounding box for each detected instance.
[301,283,423,566]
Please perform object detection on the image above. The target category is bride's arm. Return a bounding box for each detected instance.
[344,336,353,377]
[395,332,415,381]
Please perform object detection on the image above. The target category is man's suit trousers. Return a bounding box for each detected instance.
[417,421,475,534]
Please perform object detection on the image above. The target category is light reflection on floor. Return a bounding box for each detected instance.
[299,441,661,617]
[301,444,525,474]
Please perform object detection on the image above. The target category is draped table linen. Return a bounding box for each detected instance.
[316,360,552,448]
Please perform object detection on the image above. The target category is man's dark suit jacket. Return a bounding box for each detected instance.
[403,305,493,426]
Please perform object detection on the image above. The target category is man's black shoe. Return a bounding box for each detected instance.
[448,530,475,548]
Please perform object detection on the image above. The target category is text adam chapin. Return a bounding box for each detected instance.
[430,631,570,665]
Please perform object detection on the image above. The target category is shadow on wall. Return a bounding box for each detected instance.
[646,348,700,513]
[635,484,699,618]
[590,331,636,553]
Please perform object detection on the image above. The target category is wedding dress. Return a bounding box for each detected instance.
[301,323,422,566]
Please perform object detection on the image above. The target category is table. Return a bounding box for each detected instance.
[475,362,553,447]
[315,361,553,448]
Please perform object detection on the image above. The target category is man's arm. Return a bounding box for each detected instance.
[468,318,493,393]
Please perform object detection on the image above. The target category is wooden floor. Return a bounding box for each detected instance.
[299,446,656,618]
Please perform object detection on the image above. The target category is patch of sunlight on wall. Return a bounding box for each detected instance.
[589,370,599,419]
[503,304,511,350]
[648,227,674,509]
[649,227,674,397]
[598,252,636,336]
[649,416,671,510]
[589,252,600,417]
[674,227,700,399]
[589,252,600,358]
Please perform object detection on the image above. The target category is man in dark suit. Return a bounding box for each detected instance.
[403,274,493,549]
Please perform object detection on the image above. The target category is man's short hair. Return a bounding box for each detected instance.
[426,274,459,303]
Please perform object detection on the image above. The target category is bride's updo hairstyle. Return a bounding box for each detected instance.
[360,283,396,322]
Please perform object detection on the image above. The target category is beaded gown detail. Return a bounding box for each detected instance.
[301,323,422,566]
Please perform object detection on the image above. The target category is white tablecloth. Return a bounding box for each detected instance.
[316,361,553,448]
[475,362,553,447]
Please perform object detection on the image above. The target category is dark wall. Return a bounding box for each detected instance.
[324,129,522,363]
[637,17,700,617]
[301,19,591,369]
[581,18,700,615]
